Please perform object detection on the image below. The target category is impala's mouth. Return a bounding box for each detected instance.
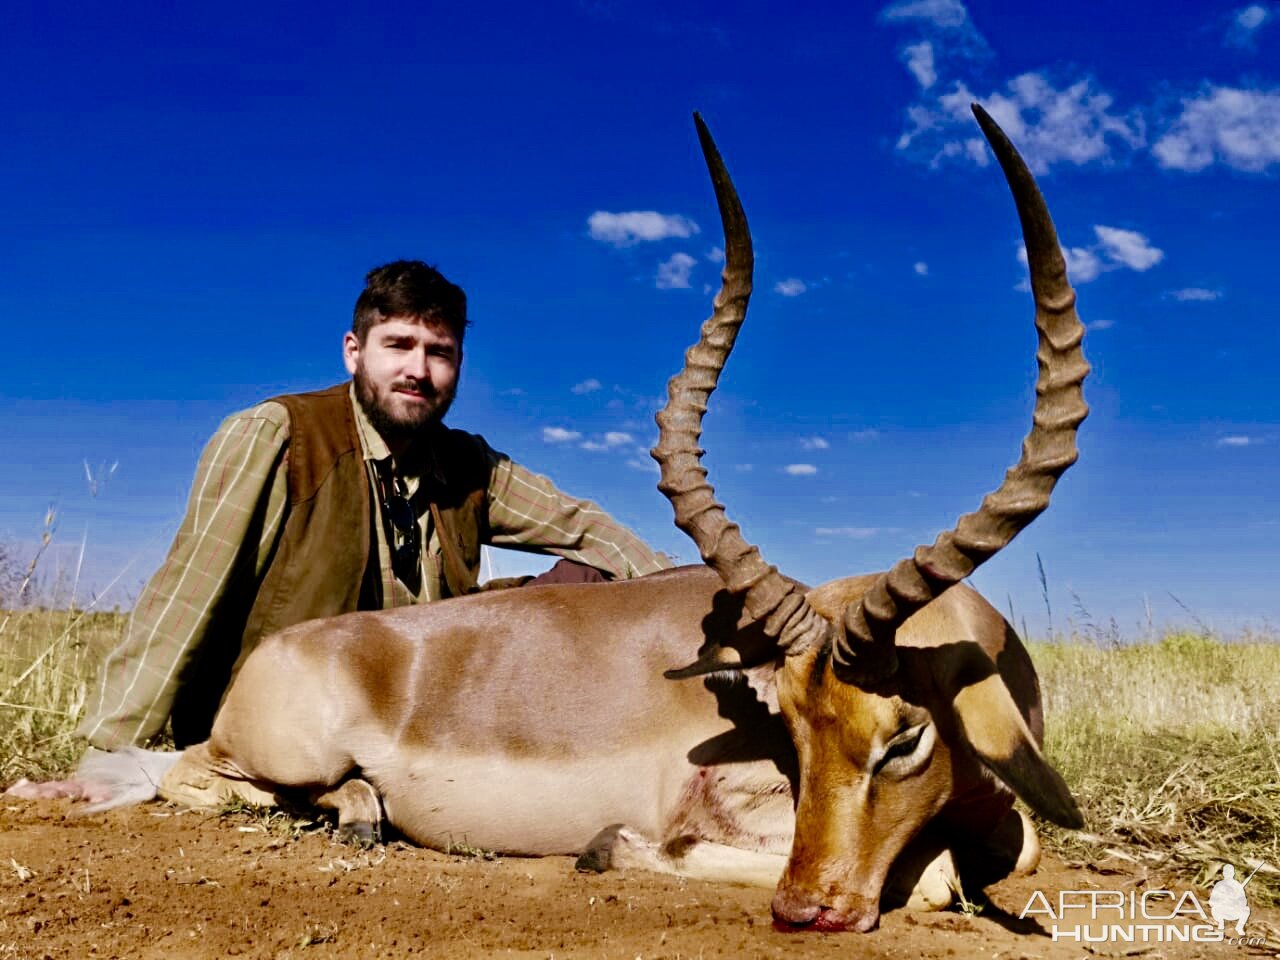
[771,906,878,934]
[771,888,881,934]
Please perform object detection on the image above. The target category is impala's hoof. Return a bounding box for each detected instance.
[338,820,380,845]
[575,823,628,872]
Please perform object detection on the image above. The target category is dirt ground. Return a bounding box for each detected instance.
[2,800,1276,960]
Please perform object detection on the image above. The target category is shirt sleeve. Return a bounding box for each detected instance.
[483,441,673,580]
[78,403,291,749]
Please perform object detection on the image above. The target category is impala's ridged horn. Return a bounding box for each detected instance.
[832,103,1090,685]
[652,113,834,657]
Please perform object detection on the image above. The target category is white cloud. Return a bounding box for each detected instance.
[1063,246,1104,283]
[784,463,819,476]
[775,278,807,297]
[656,252,697,290]
[1017,244,1102,285]
[1016,225,1161,286]
[1238,3,1270,29]
[1218,435,1256,447]
[1227,4,1272,46]
[914,261,929,276]
[734,463,754,472]
[880,0,970,28]
[903,40,937,89]
[543,427,582,443]
[1085,318,1115,331]
[571,378,602,394]
[815,527,881,538]
[1170,287,1223,302]
[588,211,700,247]
[898,73,1144,173]
[1094,226,1164,271]
[582,432,636,452]
[1153,86,1280,173]
[800,436,830,450]
[707,246,725,263]
[881,0,991,122]
[626,458,660,473]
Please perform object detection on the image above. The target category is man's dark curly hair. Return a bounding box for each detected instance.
[352,260,469,345]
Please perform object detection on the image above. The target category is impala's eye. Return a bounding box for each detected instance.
[874,723,931,776]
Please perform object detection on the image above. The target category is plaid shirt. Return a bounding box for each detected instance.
[80,384,671,749]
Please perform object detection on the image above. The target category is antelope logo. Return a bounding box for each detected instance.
[66,108,1089,933]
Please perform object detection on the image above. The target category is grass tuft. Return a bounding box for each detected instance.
[216,795,325,842]
[443,835,499,860]
[0,608,125,783]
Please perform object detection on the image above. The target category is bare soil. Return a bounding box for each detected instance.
[2,800,1276,960]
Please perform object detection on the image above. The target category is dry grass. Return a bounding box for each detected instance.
[1031,633,1280,905]
[0,607,125,783]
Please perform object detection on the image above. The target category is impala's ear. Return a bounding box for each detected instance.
[664,645,751,679]
[665,590,783,680]
[946,650,1084,829]
[664,642,781,679]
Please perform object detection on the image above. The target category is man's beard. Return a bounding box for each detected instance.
[353,364,456,447]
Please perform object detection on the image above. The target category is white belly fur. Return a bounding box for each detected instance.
[363,747,676,855]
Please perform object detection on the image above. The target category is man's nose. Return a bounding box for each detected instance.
[404,348,432,381]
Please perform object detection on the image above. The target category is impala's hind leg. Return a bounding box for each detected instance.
[312,778,382,843]
[157,742,280,809]
[576,824,786,888]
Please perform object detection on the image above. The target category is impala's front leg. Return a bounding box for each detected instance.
[577,823,787,888]
[311,778,383,843]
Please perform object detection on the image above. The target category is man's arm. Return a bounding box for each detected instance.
[77,403,291,750]
[483,443,672,580]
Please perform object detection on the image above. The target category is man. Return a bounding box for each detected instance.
[11,260,669,801]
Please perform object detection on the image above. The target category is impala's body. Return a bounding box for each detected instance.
[163,564,1062,931]
[160,106,1092,934]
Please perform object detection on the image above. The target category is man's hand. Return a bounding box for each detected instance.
[4,746,182,813]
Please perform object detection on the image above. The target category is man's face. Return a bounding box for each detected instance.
[343,316,462,447]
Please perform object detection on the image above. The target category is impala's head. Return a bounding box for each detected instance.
[767,584,1085,931]
[769,640,945,932]
[653,111,1088,932]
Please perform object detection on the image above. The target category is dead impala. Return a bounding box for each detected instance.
[152,106,1087,933]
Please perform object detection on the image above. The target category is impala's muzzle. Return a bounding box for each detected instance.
[770,887,879,933]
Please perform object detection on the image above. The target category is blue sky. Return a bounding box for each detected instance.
[3,1,1278,638]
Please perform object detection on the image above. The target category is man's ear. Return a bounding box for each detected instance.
[342,331,360,376]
